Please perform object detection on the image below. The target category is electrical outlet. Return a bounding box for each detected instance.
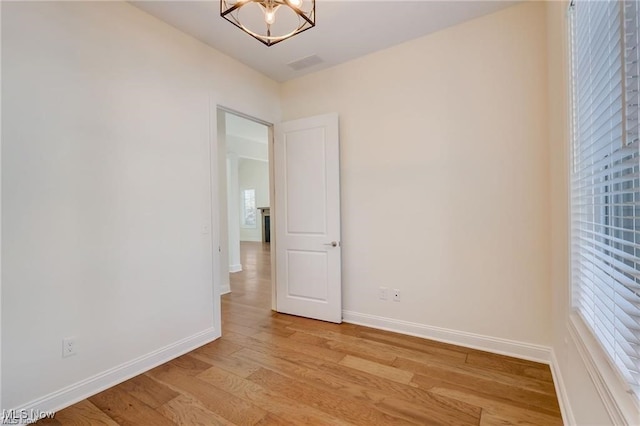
[379,287,388,300]
[62,337,77,358]
[393,289,401,302]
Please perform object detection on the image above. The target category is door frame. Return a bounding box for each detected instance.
[216,106,277,311]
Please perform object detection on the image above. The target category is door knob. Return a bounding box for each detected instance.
[324,241,338,247]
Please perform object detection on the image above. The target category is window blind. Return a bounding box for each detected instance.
[571,0,640,396]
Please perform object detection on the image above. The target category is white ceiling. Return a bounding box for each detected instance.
[131,1,519,82]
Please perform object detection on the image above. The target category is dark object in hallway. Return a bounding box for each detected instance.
[260,207,271,243]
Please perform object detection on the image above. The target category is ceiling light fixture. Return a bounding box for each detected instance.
[220,0,315,47]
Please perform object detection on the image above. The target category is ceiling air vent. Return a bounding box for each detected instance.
[287,54,323,71]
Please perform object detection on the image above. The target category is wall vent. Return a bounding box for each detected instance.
[287,54,323,71]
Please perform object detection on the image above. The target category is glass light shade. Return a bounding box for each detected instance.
[220,0,315,47]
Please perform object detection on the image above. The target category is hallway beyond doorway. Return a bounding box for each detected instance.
[224,241,271,311]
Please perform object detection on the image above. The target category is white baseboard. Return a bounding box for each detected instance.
[342,310,551,363]
[13,328,219,425]
[220,284,231,295]
[549,349,576,426]
[229,264,242,273]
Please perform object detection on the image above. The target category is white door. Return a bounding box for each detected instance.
[274,113,341,323]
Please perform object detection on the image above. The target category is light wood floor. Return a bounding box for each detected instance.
[38,242,563,425]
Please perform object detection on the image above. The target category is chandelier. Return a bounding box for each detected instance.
[220,0,316,47]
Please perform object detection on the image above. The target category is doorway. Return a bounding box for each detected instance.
[217,107,274,311]
[216,109,341,322]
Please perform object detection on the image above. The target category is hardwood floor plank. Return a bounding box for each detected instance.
[161,354,212,376]
[222,321,266,337]
[115,374,179,409]
[43,400,118,426]
[221,330,346,373]
[285,325,398,365]
[374,396,479,426]
[192,339,243,358]
[157,394,235,426]
[353,327,470,358]
[234,344,483,420]
[224,314,296,337]
[393,356,557,396]
[465,352,553,382]
[287,330,331,346]
[230,347,385,403]
[88,387,175,426]
[287,323,469,368]
[339,354,414,384]
[32,418,62,426]
[147,358,267,425]
[221,299,271,315]
[224,309,284,325]
[343,331,468,367]
[479,408,562,426]
[247,367,415,425]
[419,376,561,418]
[197,365,353,425]
[191,350,263,378]
[411,370,560,416]
[272,312,358,334]
[254,413,299,426]
[251,330,346,363]
[153,369,266,425]
[231,347,481,426]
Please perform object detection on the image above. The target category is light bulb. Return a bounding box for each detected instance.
[264,8,276,25]
[288,0,302,7]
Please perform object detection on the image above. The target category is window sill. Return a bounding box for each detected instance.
[569,313,640,425]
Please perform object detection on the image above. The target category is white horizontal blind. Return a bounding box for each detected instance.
[571,0,640,397]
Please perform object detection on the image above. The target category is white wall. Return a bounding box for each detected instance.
[281,2,551,350]
[1,1,280,412]
[239,159,270,242]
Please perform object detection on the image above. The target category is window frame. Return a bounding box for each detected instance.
[568,0,640,422]
[240,188,257,229]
